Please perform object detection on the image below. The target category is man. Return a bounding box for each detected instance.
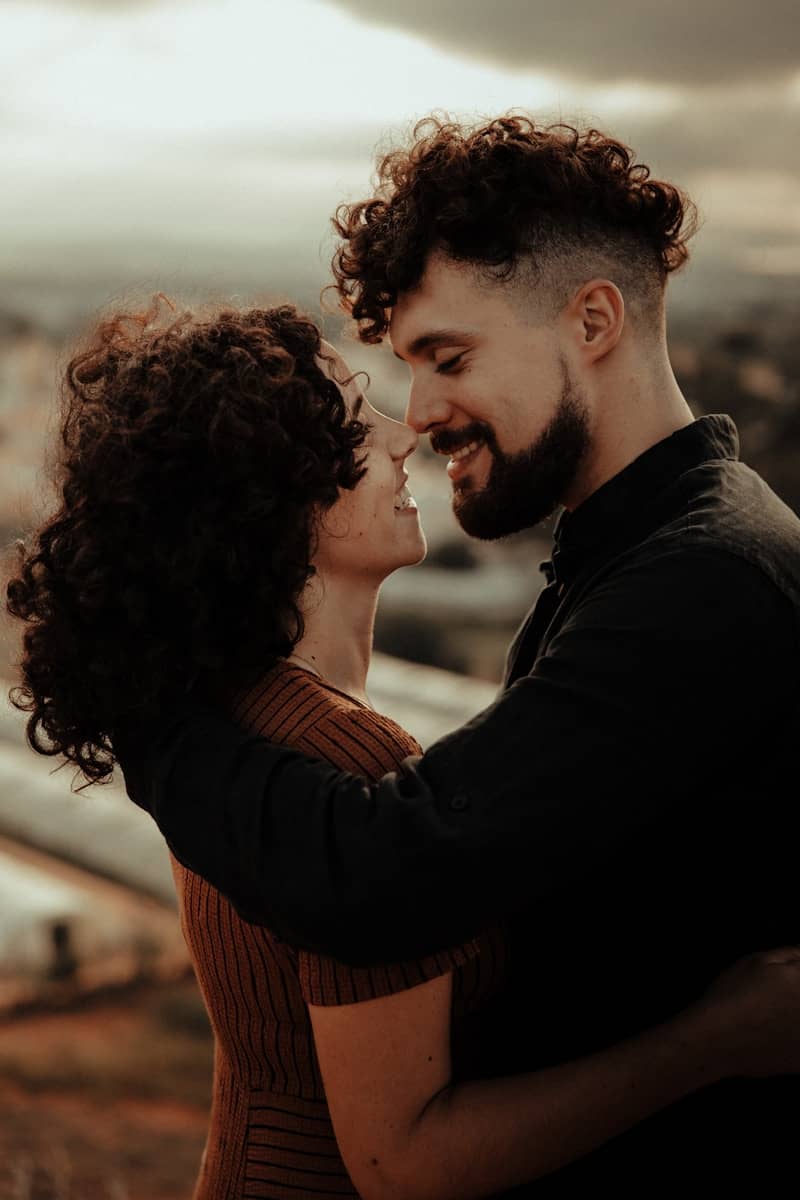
[120,117,800,1190]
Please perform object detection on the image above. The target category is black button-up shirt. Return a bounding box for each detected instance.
[120,415,800,1191]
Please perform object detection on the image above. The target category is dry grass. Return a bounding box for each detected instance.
[0,980,213,1200]
[0,1155,129,1200]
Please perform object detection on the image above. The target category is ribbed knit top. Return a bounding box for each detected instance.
[171,660,506,1199]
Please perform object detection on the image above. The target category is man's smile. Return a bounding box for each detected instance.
[445,439,486,483]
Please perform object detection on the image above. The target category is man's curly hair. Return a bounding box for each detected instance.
[332,115,698,342]
[6,299,369,784]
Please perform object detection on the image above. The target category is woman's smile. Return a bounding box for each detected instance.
[393,482,419,515]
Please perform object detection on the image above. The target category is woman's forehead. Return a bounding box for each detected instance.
[317,342,365,410]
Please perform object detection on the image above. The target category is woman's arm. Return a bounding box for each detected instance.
[309,947,800,1200]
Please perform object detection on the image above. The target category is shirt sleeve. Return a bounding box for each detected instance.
[297,941,479,1006]
[119,545,799,964]
[289,709,482,1002]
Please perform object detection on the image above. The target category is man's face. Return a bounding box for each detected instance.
[390,253,591,538]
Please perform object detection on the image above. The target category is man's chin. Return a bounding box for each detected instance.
[454,497,519,541]
[454,488,556,540]
[449,389,589,540]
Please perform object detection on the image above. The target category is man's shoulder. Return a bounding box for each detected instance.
[632,457,800,605]
[686,455,800,541]
[571,519,798,654]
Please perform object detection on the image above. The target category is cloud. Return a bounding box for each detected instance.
[610,90,800,179]
[1,0,797,319]
[330,0,800,87]
[11,1,160,7]
[199,82,800,194]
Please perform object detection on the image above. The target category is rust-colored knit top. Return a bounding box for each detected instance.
[171,661,506,1199]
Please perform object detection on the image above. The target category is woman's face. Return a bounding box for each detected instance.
[313,345,427,584]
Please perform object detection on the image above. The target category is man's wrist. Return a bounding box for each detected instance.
[663,1004,731,1090]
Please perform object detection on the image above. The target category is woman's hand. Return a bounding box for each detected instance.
[685,945,800,1079]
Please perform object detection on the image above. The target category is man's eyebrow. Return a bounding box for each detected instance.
[393,329,477,361]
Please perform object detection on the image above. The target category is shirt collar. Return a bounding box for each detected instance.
[549,414,740,586]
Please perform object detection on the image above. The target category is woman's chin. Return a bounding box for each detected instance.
[403,533,427,569]
[378,539,428,580]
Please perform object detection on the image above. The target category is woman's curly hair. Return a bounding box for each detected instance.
[332,114,698,342]
[6,299,369,784]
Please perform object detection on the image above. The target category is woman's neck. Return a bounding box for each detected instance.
[291,572,380,705]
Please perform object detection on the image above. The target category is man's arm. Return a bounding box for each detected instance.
[118,547,797,963]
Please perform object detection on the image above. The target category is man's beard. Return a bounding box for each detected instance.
[451,369,591,541]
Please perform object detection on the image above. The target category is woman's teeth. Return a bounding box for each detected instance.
[394,484,416,511]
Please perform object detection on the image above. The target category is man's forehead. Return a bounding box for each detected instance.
[390,274,479,353]
[389,278,513,361]
[390,323,480,362]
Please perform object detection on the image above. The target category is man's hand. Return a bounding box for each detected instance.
[687,947,800,1079]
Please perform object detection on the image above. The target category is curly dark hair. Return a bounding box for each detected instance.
[6,299,369,783]
[332,115,698,342]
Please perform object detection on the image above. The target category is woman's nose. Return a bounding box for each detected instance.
[390,417,418,461]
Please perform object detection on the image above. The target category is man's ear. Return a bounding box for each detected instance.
[566,279,625,364]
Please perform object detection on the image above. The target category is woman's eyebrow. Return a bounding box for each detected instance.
[393,328,477,361]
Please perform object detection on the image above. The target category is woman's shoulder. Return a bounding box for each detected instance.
[310,704,422,778]
[231,657,422,768]
[233,661,421,776]
[232,659,345,737]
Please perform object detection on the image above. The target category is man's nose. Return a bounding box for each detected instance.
[405,377,452,435]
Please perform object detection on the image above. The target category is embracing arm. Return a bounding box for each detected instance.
[308,950,800,1199]
[119,548,797,961]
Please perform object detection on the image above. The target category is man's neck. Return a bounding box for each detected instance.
[565,361,694,511]
[291,573,380,704]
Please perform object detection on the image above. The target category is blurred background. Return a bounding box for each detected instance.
[0,1,797,1195]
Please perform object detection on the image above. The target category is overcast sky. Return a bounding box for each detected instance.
[2,0,798,326]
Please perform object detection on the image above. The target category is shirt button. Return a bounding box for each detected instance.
[449,791,470,812]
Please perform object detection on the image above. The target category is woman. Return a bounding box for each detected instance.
[7,299,800,1199]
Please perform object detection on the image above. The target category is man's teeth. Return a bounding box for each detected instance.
[449,440,481,462]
